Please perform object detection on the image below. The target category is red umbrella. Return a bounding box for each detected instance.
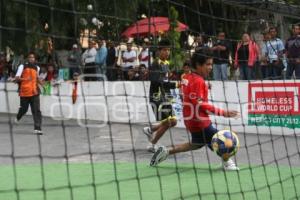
[121,17,188,38]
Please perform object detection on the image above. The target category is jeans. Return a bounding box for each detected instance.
[261,65,269,79]
[287,62,300,79]
[213,63,228,80]
[267,62,283,80]
[96,64,107,81]
[239,64,253,80]
[106,65,117,81]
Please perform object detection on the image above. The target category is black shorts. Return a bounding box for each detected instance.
[191,124,218,148]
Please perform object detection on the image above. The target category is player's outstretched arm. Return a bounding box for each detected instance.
[223,110,239,118]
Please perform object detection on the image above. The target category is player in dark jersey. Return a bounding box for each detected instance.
[143,40,177,152]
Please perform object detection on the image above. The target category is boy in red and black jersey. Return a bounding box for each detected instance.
[150,50,240,170]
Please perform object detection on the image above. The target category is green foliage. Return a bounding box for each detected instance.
[0,0,150,51]
[285,0,300,5]
[1,0,299,53]
[167,6,185,70]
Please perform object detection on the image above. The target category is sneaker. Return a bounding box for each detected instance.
[223,158,239,171]
[143,127,153,142]
[146,142,159,153]
[34,129,43,135]
[14,118,20,124]
[150,146,169,167]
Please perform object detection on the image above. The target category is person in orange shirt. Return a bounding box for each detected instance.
[15,52,43,135]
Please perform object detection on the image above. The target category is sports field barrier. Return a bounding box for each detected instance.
[1,80,299,135]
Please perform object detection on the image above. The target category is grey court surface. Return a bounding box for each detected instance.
[0,114,299,168]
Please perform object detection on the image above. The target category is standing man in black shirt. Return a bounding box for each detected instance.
[285,24,300,79]
[210,32,231,80]
[106,41,118,81]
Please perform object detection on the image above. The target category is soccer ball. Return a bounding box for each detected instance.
[87,4,93,11]
[211,130,240,161]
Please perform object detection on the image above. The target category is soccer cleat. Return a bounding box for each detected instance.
[143,127,153,142]
[150,146,169,167]
[146,142,159,153]
[34,130,43,135]
[223,158,239,171]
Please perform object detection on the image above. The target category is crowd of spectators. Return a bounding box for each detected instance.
[0,24,299,83]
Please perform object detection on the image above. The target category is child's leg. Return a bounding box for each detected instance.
[151,116,177,144]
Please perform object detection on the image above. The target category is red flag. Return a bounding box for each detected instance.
[72,81,78,104]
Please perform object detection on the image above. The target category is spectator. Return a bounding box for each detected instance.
[46,37,60,69]
[12,54,25,72]
[72,72,80,81]
[181,61,191,79]
[67,44,82,77]
[194,35,204,51]
[0,52,7,81]
[5,46,14,64]
[260,32,271,79]
[106,41,118,81]
[285,24,300,79]
[139,64,149,81]
[121,42,137,80]
[45,65,55,82]
[127,66,139,81]
[7,71,16,82]
[39,66,48,81]
[169,70,180,81]
[234,33,259,80]
[210,32,231,80]
[194,35,211,52]
[139,41,151,68]
[262,27,287,79]
[50,70,64,86]
[35,39,48,65]
[178,61,191,89]
[81,40,97,81]
[95,39,108,79]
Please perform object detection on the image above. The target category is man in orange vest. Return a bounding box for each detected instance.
[15,52,43,135]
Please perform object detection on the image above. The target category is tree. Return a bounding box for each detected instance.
[0,0,150,52]
[167,6,185,71]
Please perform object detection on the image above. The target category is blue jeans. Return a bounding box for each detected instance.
[96,64,107,80]
[239,64,253,80]
[267,62,283,80]
[287,62,300,79]
[213,63,228,80]
[261,65,269,79]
